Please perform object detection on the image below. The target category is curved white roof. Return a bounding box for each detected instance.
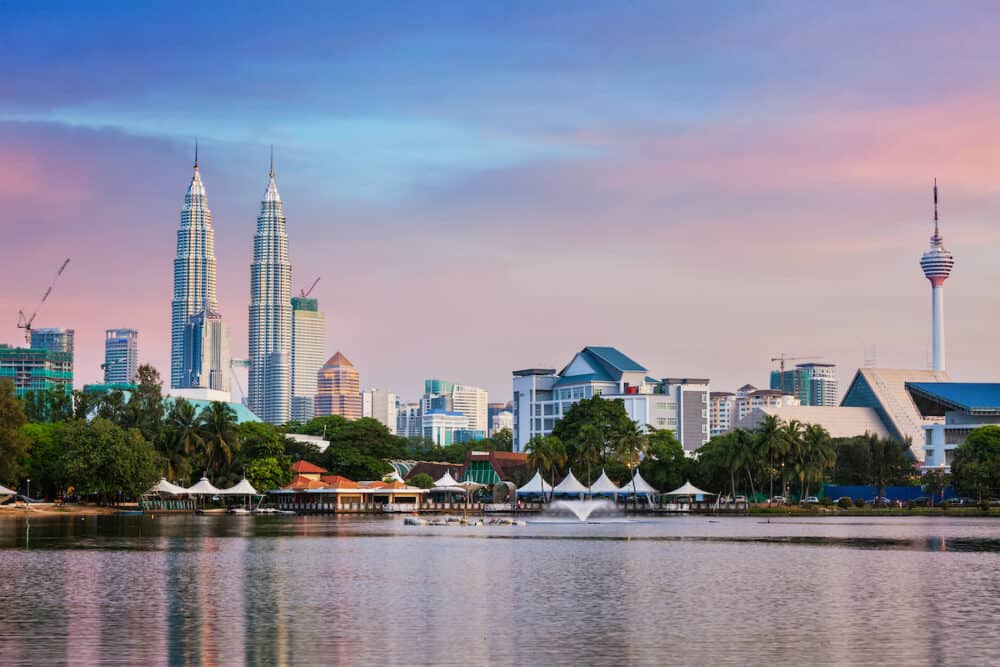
[149,478,188,496]
[588,469,620,494]
[552,469,587,495]
[186,477,222,495]
[618,470,657,495]
[516,470,553,495]
[218,479,259,495]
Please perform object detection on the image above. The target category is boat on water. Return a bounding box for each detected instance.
[116,510,144,516]
[253,507,295,515]
[196,508,227,515]
[227,507,251,515]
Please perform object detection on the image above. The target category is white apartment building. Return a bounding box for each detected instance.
[362,388,398,434]
[512,346,710,453]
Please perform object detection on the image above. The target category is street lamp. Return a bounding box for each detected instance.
[26,478,31,500]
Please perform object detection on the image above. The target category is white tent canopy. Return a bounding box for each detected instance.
[149,478,188,496]
[218,479,259,496]
[663,480,716,497]
[0,483,16,497]
[588,470,620,495]
[516,470,553,496]
[552,469,588,496]
[186,477,222,495]
[618,470,658,495]
[434,471,462,487]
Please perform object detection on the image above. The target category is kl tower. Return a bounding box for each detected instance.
[920,179,955,372]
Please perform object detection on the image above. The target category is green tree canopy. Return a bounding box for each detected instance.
[951,425,1000,499]
[551,396,635,469]
[0,380,30,486]
[60,418,160,503]
[407,472,435,489]
[640,427,687,492]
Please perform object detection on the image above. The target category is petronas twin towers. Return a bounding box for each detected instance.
[170,146,292,424]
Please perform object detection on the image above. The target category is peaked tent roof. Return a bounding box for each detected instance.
[149,478,188,496]
[618,470,657,495]
[588,469,620,494]
[516,470,553,495]
[0,483,16,496]
[186,477,222,495]
[218,479,260,495]
[664,480,716,497]
[434,471,462,487]
[552,469,588,495]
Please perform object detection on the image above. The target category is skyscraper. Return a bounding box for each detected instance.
[920,180,954,372]
[248,150,292,424]
[291,295,325,423]
[362,388,398,433]
[103,328,138,384]
[171,146,228,388]
[315,352,361,420]
[182,310,230,393]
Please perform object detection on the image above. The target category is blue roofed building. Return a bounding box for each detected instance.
[906,382,1000,470]
[512,347,710,453]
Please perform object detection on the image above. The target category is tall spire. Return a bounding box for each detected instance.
[933,177,939,237]
[194,137,199,170]
[269,144,274,178]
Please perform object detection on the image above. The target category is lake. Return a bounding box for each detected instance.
[0,514,997,666]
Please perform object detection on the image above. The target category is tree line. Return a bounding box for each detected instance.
[0,365,513,503]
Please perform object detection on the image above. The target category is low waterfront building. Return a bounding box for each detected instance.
[734,405,890,439]
[273,462,427,511]
[512,346,710,453]
[906,382,1000,470]
[0,345,72,397]
[841,367,950,461]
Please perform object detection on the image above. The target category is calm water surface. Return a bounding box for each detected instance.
[0,514,998,666]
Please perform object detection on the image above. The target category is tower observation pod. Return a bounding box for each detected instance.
[919,180,955,372]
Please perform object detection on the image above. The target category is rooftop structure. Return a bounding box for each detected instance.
[906,382,1000,469]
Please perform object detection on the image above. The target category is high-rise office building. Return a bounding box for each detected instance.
[182,310,230,394]
[396,401,423,438]
[362,388,398,434]
[103,329,138,384]
[171,147,226,389]
[770,363,838,406]
[30,327,74,356]
[315,352,361,420]
[248,152,292,425]
[0,345,72,397]
[422,379,488,434]
[920,180,954,372]
[291,296,325,424]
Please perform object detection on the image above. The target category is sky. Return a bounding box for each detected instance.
[4,1,1000,403]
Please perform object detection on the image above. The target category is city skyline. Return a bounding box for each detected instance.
[6,2,1000,401]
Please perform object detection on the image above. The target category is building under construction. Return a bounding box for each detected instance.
[0,345,73,397]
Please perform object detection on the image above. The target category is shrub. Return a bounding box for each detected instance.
[820,497,833,507]
[837,497,851,509]
[853,497,866,508]
[978,499,991,512]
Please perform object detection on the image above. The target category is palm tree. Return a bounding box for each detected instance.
[733,428,759,504]
[797,424,835,498]
[577,424,603,489]
[781,419,805,500]
[163,399,202,482]
[197,401,239,478]
[615,423,649,509]
[525,435,567,503]
[756,415,788,504]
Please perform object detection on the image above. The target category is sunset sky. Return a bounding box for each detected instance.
[4,1,1000,401]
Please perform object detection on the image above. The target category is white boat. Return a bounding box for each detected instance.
[228,507,251,515]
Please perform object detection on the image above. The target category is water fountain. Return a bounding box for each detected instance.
[544,499,623,522]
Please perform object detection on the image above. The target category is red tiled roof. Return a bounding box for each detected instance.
[291,460,328,474]
[284,475,327,490]
[320,475,359,489]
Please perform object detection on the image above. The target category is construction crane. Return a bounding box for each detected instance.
[299,277,320,298]
[770,353,822,396]
[17,258,71,345]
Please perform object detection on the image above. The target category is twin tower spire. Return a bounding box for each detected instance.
[170,142,292,425]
